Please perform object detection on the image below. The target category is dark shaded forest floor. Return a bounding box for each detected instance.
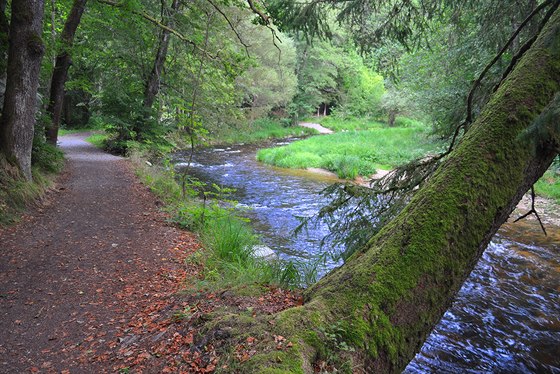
[0,134,299,373]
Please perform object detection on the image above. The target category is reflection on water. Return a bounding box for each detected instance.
[174,141,560,372]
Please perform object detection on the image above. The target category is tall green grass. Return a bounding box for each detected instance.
[315,117,385,132]
[212,118,317,144]
[131,148,311,291]
[309,116,424,132]
[257,125,444,179]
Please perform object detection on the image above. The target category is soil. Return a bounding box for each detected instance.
[0,134,299,373]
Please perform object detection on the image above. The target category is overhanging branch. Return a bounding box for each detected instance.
[96,0,218,59]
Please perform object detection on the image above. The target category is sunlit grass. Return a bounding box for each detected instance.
[212,118,317,144]
[314,116,385,131]
[257,125,445,179]
[85,133,108,148]
[535,170,560,203]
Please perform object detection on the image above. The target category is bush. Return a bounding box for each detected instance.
[31,137,64,174]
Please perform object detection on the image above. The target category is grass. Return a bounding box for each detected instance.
[211,118,317,144]
[59,128,92,136]
[0,142,64,226]
[306,116,425,132]
[535,169,560,203]
[130,146,311,292]
[257,124,445,179]
[85,133,108,148]
[312,117,385,132]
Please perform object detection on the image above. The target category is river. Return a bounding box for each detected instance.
[174,140,560,373]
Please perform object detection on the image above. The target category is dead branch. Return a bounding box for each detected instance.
[514,186,547,236]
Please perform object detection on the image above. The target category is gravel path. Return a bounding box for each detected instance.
[0,134,189,373]
[298,122,333,134]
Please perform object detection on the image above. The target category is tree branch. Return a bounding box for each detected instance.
[495,0,560,93]
[205,0,250,57]
[514,186,547,236]
[96,0,218,59]
[247,0,270,25]
[464,0,555,129]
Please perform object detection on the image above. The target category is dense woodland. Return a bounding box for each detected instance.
[1,0,559,372]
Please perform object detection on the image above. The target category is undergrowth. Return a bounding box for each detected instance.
[130,145,317,292]
[0,140,64,225]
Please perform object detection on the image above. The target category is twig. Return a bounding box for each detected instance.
[514,186,547,236]
[495,0,560,93]
[205,0,250,57]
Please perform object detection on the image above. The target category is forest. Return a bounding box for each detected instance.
[0,0,559,372]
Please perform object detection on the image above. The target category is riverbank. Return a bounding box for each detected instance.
[257,120,444,179]
[171,138,560,372]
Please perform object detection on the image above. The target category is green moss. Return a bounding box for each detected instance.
[212,10,560,372]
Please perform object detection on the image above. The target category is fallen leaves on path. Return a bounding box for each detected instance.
[66,233,302,373]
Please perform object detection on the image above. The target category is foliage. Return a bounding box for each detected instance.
[234,20,298,120]
[291,35,385,119]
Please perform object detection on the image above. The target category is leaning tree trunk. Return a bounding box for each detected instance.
[143,0,179,109]
[0,0,45,181]
[218,8,560,373]
[45,0,87,145]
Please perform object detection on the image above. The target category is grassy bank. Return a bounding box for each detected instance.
[130,145,315,292]
[306,116,425,132]
[257,123,444,179]
[0,142,64,225]
[535,169,560,203]
[210,118,317,144]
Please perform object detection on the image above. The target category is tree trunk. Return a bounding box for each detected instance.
[45,0,87,145]
[143,0,179,109]
[223,8,560,373]
[0,0,45,180]
[0,0,9,110]
[388,109,396,126]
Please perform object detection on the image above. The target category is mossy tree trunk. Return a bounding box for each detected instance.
[228,8,560,373]
[0,0,45,180]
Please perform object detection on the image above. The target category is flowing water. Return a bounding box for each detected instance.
[174,141,560,373]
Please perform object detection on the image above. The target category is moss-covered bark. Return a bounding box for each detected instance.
[210,9,560,373]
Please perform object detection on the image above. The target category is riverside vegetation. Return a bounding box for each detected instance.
[2,0,560,372]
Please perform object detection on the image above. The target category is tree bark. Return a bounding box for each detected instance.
[0,0,45,180]
[45,0,87,145]
[0,0,9,109]
[143,0,179,109]
[222,8,560,373]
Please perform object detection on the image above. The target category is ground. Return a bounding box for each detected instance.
[0,134,299,373]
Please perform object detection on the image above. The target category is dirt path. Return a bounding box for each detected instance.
[0,134,196,373]
[298,122,333,134]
